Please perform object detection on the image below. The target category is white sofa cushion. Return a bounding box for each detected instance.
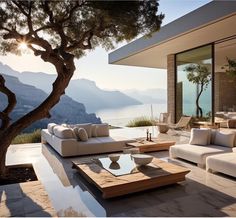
[41,129,135,157]
[74,128,88,142]
[207,153,236,177]
[210,129,218,144]
[47,123,57,134]
[91,124,97,137]
[75,123,92,138]
[96,123,109,137]
[170,144,232,165]
[189,128,210,146]
[53,125,76,139]
[214,131,235,148]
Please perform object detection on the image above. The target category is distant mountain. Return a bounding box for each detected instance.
[0,62,141,112]
[67,79,141,112]
[124,88,167,104]
[0,74,101,132]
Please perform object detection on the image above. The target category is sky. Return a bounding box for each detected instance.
[0,0,212,91]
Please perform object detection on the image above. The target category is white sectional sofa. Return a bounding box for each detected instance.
[41,123,134,157]
[206,148,236,177]
[170,144,232,168]
[170,128,235,168]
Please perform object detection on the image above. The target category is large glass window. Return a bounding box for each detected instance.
[214,38,236,125]
[176,45,212,122]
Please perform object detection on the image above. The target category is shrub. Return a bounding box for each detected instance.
[12,129,41,144]
[126,116,155,127]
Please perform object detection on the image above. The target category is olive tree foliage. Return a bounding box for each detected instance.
[185,64,211,118]
[0,0,164,176]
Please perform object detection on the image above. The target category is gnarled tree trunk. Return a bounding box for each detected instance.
[0,57,75,178]
[196,83,204,118]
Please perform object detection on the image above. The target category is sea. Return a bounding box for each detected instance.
[95,103,167,127]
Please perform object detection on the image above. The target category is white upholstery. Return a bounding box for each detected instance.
[170,144,232,165]
[77,128,88,141]
[233,147,236,153]
[91,124,97,137]
[214,131,235,148]
[189,128,210,146]
[75,123,92,138]
[53,125,76,139]
[96,123,109,137]
[41,129,134,157]
[47,123,57,134]
[206,153,236,177]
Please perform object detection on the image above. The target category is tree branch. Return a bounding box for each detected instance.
[12,1,28,17]
[0,74,17,130]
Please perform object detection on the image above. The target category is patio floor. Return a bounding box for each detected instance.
[2,127,236,217]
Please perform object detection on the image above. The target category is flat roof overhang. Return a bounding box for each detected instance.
[109,1,236,69]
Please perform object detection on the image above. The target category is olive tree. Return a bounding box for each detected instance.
[185,64,211,118]
[0,0,164,177]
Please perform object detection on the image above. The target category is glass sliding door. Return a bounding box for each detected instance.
[176,45,212,122]
[214,37,236,126]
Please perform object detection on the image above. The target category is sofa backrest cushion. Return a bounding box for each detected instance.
[199,128,212,144]
[95,123,109,137]
[47,123,57,134]
[91,124,97,137]
[210,129,218,144]
[74,127,88,141]
[53,125,76,139]
[189,128,210,146]
[75,123,92,138]
[214,131,235,148]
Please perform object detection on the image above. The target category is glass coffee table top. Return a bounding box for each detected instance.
[94,154,160,177]
[94,154,138,177]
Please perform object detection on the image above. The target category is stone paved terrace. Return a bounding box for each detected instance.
[1,127,236,217]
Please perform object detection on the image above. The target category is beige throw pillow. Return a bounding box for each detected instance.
[74,128,88,141]
[75,123,92,138]
[96,123,109,137]
[189,128,210,146]
[214,131,235,148]
[47,123,57,134]
[53,126,76,139]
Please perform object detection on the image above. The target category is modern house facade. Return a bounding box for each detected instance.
[109,1,236,123]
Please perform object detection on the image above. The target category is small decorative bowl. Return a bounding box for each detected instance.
[108,154,120,162]
[132,154,153,166]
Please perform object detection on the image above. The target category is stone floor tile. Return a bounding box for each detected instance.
[0,198,25,217]
[22,192,54,214]
[25,209,56,217]
[20,180,42,194]
[0,183,23,202]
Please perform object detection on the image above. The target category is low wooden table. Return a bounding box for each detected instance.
[72,156,190,199]
[126,140,175,153]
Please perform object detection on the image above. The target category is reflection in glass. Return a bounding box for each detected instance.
[95,154,138,177]
[214,38,236,117]
[109,162,121,170]
[176,45,212,122]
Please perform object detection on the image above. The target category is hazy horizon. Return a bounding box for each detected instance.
[0,0,211,91]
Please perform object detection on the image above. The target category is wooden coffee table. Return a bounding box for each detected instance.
[72,155,190,199]
[126,140,175,153]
